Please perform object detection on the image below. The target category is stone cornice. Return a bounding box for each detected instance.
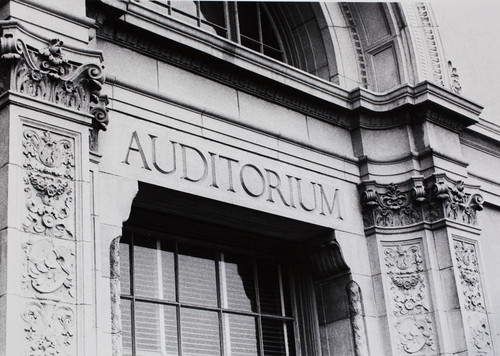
[359,174,484,230]
[91,5,482,132]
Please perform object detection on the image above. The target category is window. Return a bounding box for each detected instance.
[120,229,297,356]
[151,1,285,61]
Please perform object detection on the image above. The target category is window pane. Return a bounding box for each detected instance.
[257,260,282,315]
[222,253,257,312]
[181,308,220,356]
[200,1,227,37]
[134,238,160,299]
[179,244,218,307]
[163,305,179,356]
[161,240,176,302]
[172,1,198,27]
[135,302,162,355]
[262,318,287,356]
[238,2,259,41]
[120,239,131,296]
[121,299,133,356]
[224,314,259,356]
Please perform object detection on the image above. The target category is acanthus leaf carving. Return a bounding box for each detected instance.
[448,60,462,95]
[0,35,108,131]
[360,179,425,228]
[346,281,369,356]
[360,175,484,229]
[21,301,75,356]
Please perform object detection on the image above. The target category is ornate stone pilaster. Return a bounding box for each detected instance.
[383,241,437,355]
[20,124,79,355]
[0,34,109,149]
[453,239,493,354]
[359,174,483,229]
[110,237,122,356]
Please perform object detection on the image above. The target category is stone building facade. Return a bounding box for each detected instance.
[0,1,499,355]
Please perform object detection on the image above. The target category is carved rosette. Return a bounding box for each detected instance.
[383,242,437,354]
[22,301,75,356]
[0,35,108,131]
[454,239,493,354]
[360,175,483,229]
[22,238,75,300]
[22,128,75,239]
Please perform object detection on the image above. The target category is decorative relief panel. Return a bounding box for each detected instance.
[453,239,493,354]
[360,174,483,229]
[0,35,108,131]
[383,241,437,354]
[22,238,75,300]
[22,128,75,239]
[22,301,75,356]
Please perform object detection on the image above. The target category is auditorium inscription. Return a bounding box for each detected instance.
[122,130,343,219]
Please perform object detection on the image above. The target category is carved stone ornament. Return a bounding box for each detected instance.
[448,60,462,95]
[383,241,437,354]
[426,177,483,226]
[346,281,369,356]
[395,316,436,354]
[307,237,350,278]
[384,244,428,316]
[360,178,425,228]
[23,128,74,238]
[22,301,75,356]
[22,238,74,299]
[0,35,108,131]
[360,175,483,229]
[469,314,492,352]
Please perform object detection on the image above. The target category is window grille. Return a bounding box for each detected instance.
[120,230,297,356]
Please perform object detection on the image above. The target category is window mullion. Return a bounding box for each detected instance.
[254,258,264,356]
[216,250,226,356]
[256,3,264,54]
[233,2,241,44]
[129,232,137,355]
[156,239,167,355]
[175,241,183,356]
[278,264,290,356]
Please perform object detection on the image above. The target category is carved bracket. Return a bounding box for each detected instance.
[0,35,108,132]
[359,174,483,228]
[307,236,349,278]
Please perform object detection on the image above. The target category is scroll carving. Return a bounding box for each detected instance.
[22,301,75,355]
[360,175,483,229]
[360,179,425,228]
[383,242,437,354]
[454,239,493,354]
[22,238,74,299]
[0,35,108,131]
[346,281,369,356]
[427,179,483,226]
[22,128,74,238]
